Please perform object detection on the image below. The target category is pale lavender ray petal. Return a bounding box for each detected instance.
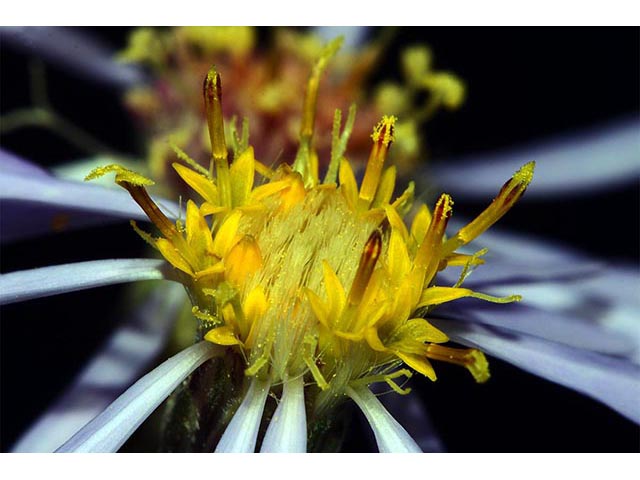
[430,318,640,424]
[0,199,124,243]
[215,377,271,453]
[260,375,307,453]
[12,282,186,452]
[346,385,422,453]
[377,387,444,452]
[0,148,49,177]
[0,258,166,305]
[0,149,180,242]
[56,341,217,452]
[428,117,640,199]
[447,220,592,266]
[0,27,145,89]
[435,299,637,359]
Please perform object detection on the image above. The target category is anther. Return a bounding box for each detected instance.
[414,193,453,279]
[119,182,179,241]
[359,115,396,208]
[203,66,231,207]
[442,161,534,256]
[348,230,382,305]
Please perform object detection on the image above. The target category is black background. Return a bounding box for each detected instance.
[1,27,638,452]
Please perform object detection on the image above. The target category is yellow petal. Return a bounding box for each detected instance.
[212,211,242,257]
[225,235,262,286]
[338,158,358,209]
[156,238,194,276]
[409,204,432,246]
[364,327,387,352]
[393,318,449,344]
[371,166,396,208]
[396,351,437,381]
[204,326,243,346]
[229,146,255,207]
[322,261,347,319]
[173,163,218,205]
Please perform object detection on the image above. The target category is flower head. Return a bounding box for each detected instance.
[88,39,532,450]
[2,27,637,454]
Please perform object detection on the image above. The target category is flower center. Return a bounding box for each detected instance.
[87,40,533,417]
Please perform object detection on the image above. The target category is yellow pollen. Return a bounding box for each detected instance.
[359,115,397,208]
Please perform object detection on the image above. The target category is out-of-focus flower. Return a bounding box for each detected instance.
[114,26,465,196]
[1,27,638,453]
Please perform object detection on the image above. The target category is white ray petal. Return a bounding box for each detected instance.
[260,376,307,453]
[346,386,422,453]
[432,318,640,424]
[215,378,271,453]
[428,118,640,199]
[0,149,49,177]
[378,389,444,452]
[0,259,166,305]
[56,341,217,452]
[12,282,186,452]
[0,156,179,222]
[0,27,144,89]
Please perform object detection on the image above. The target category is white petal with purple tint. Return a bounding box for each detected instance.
[11,282,186,452]
[260,375,307,453]
[378,388,444,452]
[56,341,217,452]
[0,27,144,89]
[215,377,271,453]
[347,385,422,453]
[428,118,640,199]
[431,318,640,424]
[0,258,166,305]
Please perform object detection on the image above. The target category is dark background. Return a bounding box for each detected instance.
[1,27,638,452]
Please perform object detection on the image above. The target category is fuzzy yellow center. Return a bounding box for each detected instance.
[88,42,534,415]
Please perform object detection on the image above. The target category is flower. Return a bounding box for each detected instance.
[1,27,640,454]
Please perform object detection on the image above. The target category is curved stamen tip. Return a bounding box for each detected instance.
[434,193,454,221]
[371,115,397,147]
[513,161,536,187]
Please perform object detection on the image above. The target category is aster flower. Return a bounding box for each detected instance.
[1,27,638,453]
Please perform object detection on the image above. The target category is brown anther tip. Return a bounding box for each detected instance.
[434,194,454,221]
[348,229,383,305]
[364,229,382,261]
[203,67,221,103]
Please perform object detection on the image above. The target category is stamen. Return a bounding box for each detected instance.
[203,66,231,207]
[119,182,179,241]
[414,193,453,281]
[442,161,535,256]
[359,115,396,208]
[293,37,343,184]
[426,344,490,383]
[348,230,382,306]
